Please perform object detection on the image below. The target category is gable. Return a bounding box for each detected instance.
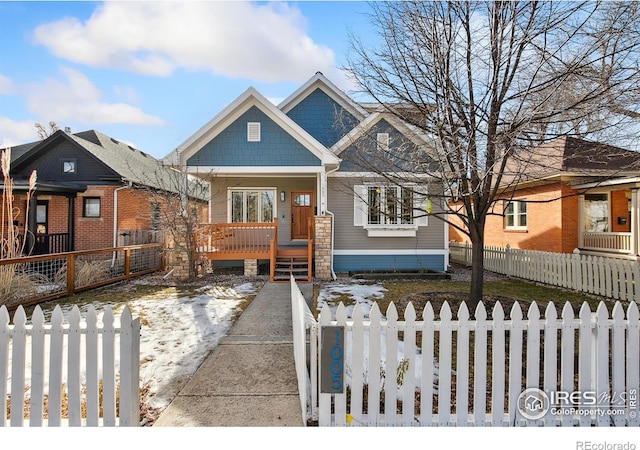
[338,118,434,173]
[285,87,358,147]
[187,105,322,167]
[11,136,120,185]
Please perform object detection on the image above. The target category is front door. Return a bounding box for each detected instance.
[291,192,313,240]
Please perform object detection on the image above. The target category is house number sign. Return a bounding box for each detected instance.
[321,326,345,394]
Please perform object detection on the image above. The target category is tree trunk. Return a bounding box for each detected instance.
[468,229,485,315]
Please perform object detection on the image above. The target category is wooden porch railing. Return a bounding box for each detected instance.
[581,231,632,254]
[197,220,278,260]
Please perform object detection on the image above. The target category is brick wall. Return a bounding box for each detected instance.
[449,181,581,254]
[75,185,115,251]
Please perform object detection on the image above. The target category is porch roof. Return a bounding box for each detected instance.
[2,181,86,195]
[572,176,640,191]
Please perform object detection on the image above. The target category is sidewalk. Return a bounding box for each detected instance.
[153,281,314,427]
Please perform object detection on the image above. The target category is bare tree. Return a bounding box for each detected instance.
[125,161,211,282]
[346,1,640,309]
[34,121,59,140]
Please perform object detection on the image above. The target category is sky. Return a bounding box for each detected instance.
[0,1,373,160]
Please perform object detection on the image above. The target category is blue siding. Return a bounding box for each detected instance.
[286,88,357,147]
[187,106,321,166]
[333,254,446,273]
[339,118,426,172]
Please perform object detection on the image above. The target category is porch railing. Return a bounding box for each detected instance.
[581,232,632,254]
[197,220,278,260]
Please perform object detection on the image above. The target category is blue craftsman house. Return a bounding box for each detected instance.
[165,72,448,281]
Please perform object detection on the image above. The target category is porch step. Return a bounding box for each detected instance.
[273,255,310,282]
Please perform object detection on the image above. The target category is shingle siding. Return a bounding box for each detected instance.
[187,106,321,166]
[286,88,356,147]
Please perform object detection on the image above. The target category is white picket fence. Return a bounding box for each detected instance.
[449,242,640,304]
[0,304,140,427]
[291,279,640,427]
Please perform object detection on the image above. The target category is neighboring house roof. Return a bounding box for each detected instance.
[9,130,208,200]
[164,86,340,168]
[510,136,640,184]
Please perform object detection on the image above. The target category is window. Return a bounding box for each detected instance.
[62,159,76,173]
[230,189,274,223]
[247,122,261,142]
[584,193,609,232]
[376,133,389,151]
[504,200,527,229]
[36,201,48,234]
[367,186,414,225]
[354,184,427,236]
[83,197,101,218]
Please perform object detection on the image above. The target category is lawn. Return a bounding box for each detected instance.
[315,271,626,320]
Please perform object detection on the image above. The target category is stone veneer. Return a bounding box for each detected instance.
[244,259,258,277]
[314,215,332,280]
[164,231,191,281]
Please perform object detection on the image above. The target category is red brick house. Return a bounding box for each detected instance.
[449,136,640,257]
[5,129,207,255]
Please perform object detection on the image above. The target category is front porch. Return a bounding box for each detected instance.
[196,217,326,282]
[576,178,640,258]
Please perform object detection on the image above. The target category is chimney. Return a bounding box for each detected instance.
[64,127,71,133]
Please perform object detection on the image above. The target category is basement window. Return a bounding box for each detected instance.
[247,122,261,142]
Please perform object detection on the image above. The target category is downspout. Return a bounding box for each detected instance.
[324,165,340,280]
[112,182,132,266]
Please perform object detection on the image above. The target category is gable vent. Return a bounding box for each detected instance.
[247,122,261,142]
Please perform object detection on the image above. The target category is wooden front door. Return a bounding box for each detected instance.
[291,192,313,239]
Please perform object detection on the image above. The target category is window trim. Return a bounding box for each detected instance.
[354,184,428,237]
[62,159,77,174]
[82,197,101,218]
[504,199,527,230]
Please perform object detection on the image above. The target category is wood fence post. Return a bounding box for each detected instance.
[67,254,75,296]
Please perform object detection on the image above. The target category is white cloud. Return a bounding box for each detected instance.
[0,74,14,95]
[24,67,166,126]
[0,117,39,148]
[32,1,337,83]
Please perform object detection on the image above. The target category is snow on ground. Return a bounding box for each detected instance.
[316,281,440,398]
[12,280,258,420]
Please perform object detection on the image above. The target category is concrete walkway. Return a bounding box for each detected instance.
[153,282,314,427]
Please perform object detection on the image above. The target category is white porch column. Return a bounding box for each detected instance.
[577,194,585,249]
[631,189,639,256]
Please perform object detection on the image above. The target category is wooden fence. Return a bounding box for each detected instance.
[0,243,163,310]
[449,242,640,304]
[321,300,638,426]
[291,279,640,427]
[1,304,140,426]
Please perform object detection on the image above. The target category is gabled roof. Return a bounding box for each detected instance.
[510,136,640,184]
[164,86,340,167]
[331,111,432,156]
[278,71,368,121]
[11,130,207,198]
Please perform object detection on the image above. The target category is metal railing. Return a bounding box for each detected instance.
[0,243,163,309]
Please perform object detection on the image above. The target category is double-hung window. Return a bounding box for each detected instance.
[504,200,527,230]
[229,189,275,223]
